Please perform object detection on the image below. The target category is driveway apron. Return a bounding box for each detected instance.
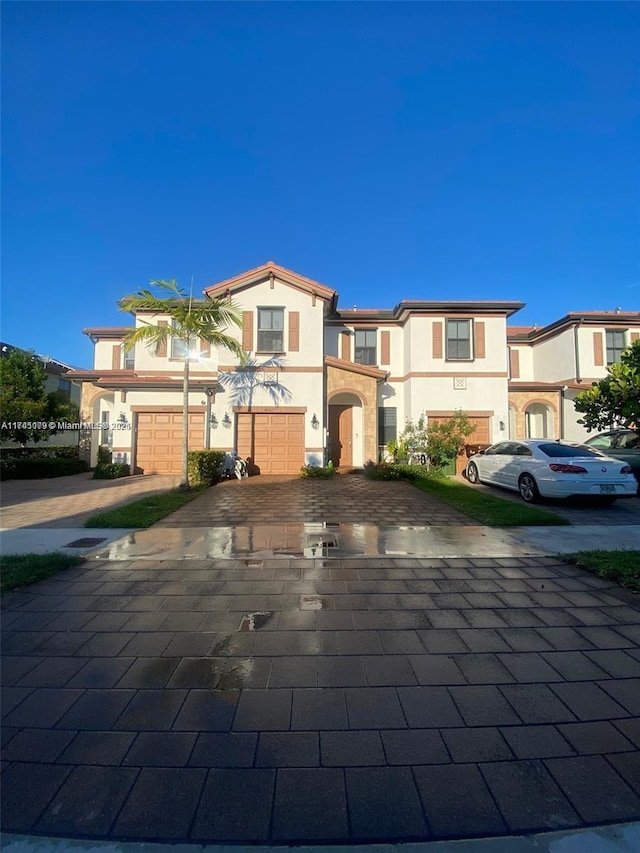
[2,473,639,845]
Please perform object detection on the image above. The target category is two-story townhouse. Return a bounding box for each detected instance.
[69,262,523,474]
[507,312,640,442]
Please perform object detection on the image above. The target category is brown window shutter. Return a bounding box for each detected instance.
[112,344,121,370]
[380,330,390,365]
[341,331,351,361]
[593,331,604,366]
[157,320,168,357]
[288,311,300,352]
[432,322,443,359]
[631,332,639,343]
[475,322,485,358]
[509,348,520,379]
[242,312,254,351]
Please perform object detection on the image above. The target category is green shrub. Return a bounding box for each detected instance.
[188,450,226,485]
[97,444,112,464]
[93,462,130,480]
[299,462,336,478]
[364,461,402,480]
[1,457,89,480]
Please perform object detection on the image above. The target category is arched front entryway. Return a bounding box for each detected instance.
[525,403,554,439]
[328,392,363,468]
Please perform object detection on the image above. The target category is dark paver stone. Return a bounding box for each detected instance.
[56,689,135,730]
[500,684,577,724]
[67,658,135,688]
[397,686,464,728]
[345,687,406,729]
[17,657,86,688]
[598,679,640,715]
[336,631,383,655]
[381,729,449,765]
[546,755,640,822]
[115,767,206,839]
[1,657,42,686]
[541,651,609,681]
[453,654,515,684]
[550,682,630,721]
[557,721,636,755]
[166,657,225,689]
[190,732,258,767]
[2,729,76,763]
[4,688,84,729]
[1,762,72,831]
[584,650,640,678]
[497,653,564,683]
[614,719,640,749]
[362,655,417,686]
[76,632,135,656]
[269,657,317,688]
[114,689,186,731]
[37,765,137,836]
[442,727,513,762]
[481,759,580,831]
[321,730,385,766]
[500,725,575,759]
[378,630,426,654]
[408,654,465,685]
[256,732,319,767]
[58,731,135,765]
[116,657,180,688]
[123,731,197,766]
[172,690,238,732]
[448,686,520,726]
[457,629,511,654]
[417,630,467,654]
[292,689,348,730]
[272,767,347,842]
[193,768,275,841]
[233,689,292,731]
[413,764,505,838]
[607,752,640,797]
[346,766,427,840]
[318,656,367,687]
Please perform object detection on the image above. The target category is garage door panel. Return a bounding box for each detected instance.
[136,412,205,474]
[237,412,304,474]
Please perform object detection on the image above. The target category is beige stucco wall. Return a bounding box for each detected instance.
[509,390,560,440]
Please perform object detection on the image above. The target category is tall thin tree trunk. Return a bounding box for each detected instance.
[181,356,190,490]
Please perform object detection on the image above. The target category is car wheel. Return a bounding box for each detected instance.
[466,462,479,484]
[518,473,539,503]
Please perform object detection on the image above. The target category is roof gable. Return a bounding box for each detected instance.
[204,261,337,304]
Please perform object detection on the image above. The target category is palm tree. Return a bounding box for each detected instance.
[120,279,245,490]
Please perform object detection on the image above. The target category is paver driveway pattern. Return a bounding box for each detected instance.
[2,552,639,844]
[156,472,475,527]
[0,473,178,530]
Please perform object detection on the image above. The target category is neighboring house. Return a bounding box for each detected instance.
[1,342,82,448]
[507,313,640,443]
[67,263,640,474]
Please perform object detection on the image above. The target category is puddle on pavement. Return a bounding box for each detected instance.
[300,595,326,611]
[238,611,272,632]
[217,658,255,690]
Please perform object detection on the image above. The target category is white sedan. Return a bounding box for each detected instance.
[465,439,637,503]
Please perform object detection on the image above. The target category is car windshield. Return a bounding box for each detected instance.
[538,443,601,459]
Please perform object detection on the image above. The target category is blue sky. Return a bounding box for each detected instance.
[3,1,638,368]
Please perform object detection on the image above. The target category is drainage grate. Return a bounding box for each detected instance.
[64,537,107,548]
[305,533,338,548]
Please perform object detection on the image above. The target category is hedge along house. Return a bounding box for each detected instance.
[68,262,638,475]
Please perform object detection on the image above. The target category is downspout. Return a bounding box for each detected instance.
[573,318,584,384]
[560,385,567,440]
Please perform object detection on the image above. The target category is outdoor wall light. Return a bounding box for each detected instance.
[222,412,232,429]
[118,413,129,425]
[311,413,320,430]
[499,420,506,431]
[210,413,218,429]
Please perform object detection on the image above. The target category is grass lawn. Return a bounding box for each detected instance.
[84,485,207,528]
[565,550,640,592]
[2,552,85,594]
[411,475,569,526]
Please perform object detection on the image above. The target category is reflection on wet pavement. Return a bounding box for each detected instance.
[238,611,273,631]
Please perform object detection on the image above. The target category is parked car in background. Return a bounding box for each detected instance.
[583,429,640,494]
[465,439,637,503]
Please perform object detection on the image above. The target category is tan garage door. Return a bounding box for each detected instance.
[428,414,491,474]
[237,412,305,474]
[136,412,205,474]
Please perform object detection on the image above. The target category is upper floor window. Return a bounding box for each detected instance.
[257,307,284,352]
[446,319,472,360]
[58,378,71,397]
[170,322,196,359]
[606,329,626,365]
[124,346,135,370]
[354,330,377,365]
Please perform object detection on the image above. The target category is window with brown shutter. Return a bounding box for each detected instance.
[593,332,604,366]
[157,320,168,357]
[509,348,520,379]
[432,322,443,359]
[288,311,300,352]
[381,330,390,365]
[475,322,485,358]
[200,339,210,358]
[242,311,254,351]
[631,332,639,343]
[341,330,351,361]
[112,344,121,370]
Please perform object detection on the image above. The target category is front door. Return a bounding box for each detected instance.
[329,405,352,468]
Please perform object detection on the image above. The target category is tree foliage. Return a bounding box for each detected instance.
[574,339,640,436]
[120,278,246,489]
[0,350,79,445]
[397,411,475,469]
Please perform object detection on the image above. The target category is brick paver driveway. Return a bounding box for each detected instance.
[1,473,178,529]
[2,549,639,844]
[157,471,474,526]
